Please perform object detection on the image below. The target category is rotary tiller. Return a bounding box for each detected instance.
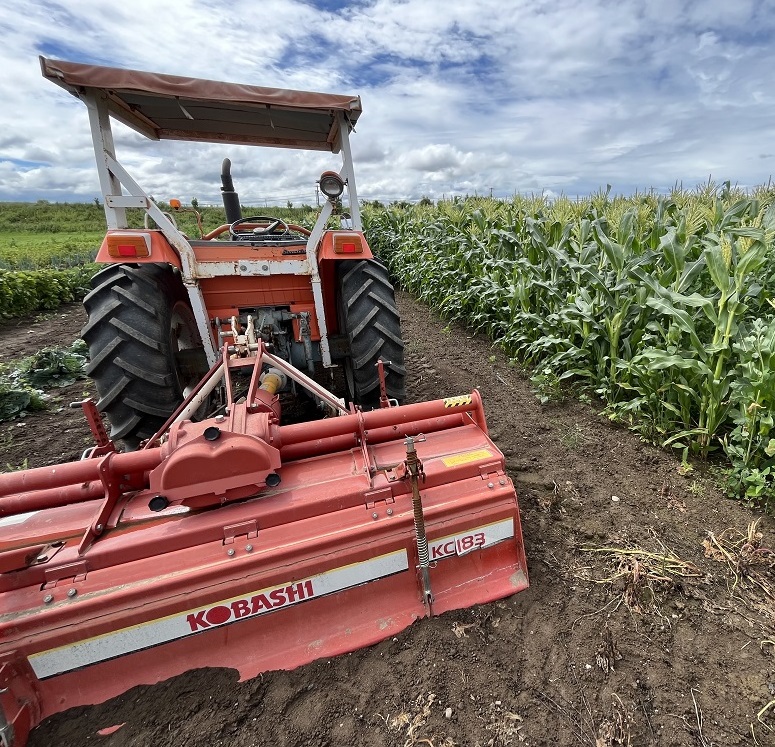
[0,343,528,747]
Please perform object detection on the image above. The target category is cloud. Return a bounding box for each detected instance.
[0,0,774,204]
[400,144,474,173]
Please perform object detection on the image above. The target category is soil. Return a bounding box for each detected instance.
[2,294,774,747]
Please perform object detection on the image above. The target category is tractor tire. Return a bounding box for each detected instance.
[82,263,208,450]
[338,259,406,408]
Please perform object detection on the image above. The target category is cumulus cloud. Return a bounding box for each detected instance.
[400,144,474,173]
[0,0,774,203]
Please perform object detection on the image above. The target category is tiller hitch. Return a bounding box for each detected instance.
[0,342,528,747]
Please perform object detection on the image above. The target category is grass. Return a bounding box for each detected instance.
[0,200,320,319]
[557,423,591,450]
[687,480,706,497]
[0,200,318,268]
[2,458,29,473]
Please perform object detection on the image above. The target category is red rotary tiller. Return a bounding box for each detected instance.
[0,340,527,746]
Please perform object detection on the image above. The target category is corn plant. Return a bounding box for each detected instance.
[722,316,775,509]
[364,185,775,508]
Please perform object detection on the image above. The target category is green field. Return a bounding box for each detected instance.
[0,232,102,269]
[2,188,774,507]
[0,201,319,269]
[0,201,318,317]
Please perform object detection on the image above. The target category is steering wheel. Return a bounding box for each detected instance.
[229,215,290,238]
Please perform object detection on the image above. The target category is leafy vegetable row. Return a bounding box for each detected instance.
[0,265,97,318]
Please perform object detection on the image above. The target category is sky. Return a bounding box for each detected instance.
[0,0,774,206]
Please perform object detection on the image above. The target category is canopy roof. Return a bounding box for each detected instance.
[40,57,362,151]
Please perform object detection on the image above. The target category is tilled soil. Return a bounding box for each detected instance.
[2,293,774,747]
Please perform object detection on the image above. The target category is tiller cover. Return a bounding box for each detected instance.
[0,384,527,746]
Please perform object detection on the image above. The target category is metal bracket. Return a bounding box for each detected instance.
[223,520,258,545]
[479,462,503,480]
[43,559,88,588]
[29,542,65,567]
[77,453,123,556]
[364,487,394,509]
[377,359,391,408]
[71,398,115,457]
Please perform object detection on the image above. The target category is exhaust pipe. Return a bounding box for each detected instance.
[220,158,242,224]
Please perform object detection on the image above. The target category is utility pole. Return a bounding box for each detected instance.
[489,187,494,199]
[315,185,320,208]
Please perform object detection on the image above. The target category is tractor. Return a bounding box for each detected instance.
[42,57,406,448]
[0,59,527,747]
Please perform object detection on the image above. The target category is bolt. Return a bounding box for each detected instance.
[227,548,236,557]
[245,544,253,552]
[239,264,248,271]
[261,264,269,271]
[488,482,494,489]
[372,512,378,520]
[386,508,393,516]
[43,594,54,604]
[67,588,77,598]
[499,479,506,486]
[95,523,103,533]
[215,414,226,423]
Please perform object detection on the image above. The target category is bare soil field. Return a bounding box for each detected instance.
[2,292,774,747]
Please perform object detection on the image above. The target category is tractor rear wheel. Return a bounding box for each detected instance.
[338,259,405,408]
[82,264,208,449]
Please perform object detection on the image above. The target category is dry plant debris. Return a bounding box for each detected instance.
[703,519,775,622]
[484,701,524,745]
[382,691,439,747]
[451,621,476,639]
[752,698,775,744]
[581,539,702,612]
[595,623,622,674]
[595,694,632,746]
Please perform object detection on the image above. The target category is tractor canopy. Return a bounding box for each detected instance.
[40,57,362,151]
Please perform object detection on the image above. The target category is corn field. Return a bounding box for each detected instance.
[364,184,775,509]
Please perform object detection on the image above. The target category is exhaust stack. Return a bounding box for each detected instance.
[220,158,242,224]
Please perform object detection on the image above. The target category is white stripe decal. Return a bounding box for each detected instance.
[0,510,39,528]
[29,519,514,679]
[30,549,408,679]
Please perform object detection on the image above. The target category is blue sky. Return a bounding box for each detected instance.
[0,0,774,204]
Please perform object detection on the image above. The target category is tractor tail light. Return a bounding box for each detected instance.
[106,233,152,258]
[333,233,363,254]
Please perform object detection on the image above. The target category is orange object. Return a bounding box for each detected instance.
[0,372,528,745]
[105,232,151,258]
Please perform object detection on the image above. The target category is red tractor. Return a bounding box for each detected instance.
[41,57,405,448]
